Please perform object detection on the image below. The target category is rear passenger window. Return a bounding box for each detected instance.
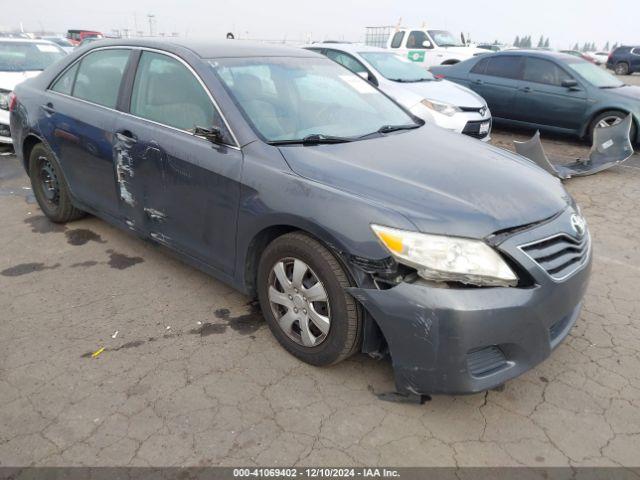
[390,32,405,48]
[470,58,489,74]
[73,49,130,108]
[51,62,79,95]
[484,56,522,79]
[130,51,217,132]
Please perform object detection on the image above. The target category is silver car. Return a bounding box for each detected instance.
[305,43,492,141]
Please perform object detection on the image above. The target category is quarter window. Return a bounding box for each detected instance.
[73,49,130,108]
[130,51,218,133]
[51,62,79,95]
[483,56,523,79]
[390,31,405,48]
[523,58,572,86]
[470,58,489,74]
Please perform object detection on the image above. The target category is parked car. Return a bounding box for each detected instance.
[77,37,103,48]
[11,39,591,398]
[431,50,640,144]
[304,43,492,140]
[606,45,640,75]
[66,29,103,46]
[559,50,597,64]
[0,38,66,145]
[477,43,507,52]
[365,26,488,68]
[40,36,75,54]
[590,51,610,65]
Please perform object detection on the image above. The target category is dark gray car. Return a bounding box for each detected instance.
[10,39,591,400]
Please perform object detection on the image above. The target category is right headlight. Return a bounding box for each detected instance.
[371,225,517,287]
[420,98,461,117]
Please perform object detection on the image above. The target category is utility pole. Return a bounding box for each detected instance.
[147,14,155,37]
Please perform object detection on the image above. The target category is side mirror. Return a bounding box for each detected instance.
[562,79,579,89]
[194,125,223,143]
[422,40,432,48]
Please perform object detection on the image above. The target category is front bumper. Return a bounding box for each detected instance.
[409,103,492,141]
[349,208,592,395]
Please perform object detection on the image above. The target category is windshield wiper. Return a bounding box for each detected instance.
[267,134,353,146]
[376,124,421,134]
[390,78,432,83]
[600,85,625,89]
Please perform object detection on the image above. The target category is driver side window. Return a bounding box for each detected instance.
[406,31,431,49]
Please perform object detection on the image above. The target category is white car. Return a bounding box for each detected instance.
[590,51,610,65]
[0,38,66,145]
[365,27,489,68]
[305,44,492,141]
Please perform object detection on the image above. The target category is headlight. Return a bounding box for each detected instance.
[371,225,517,287]
[0,90,10,111]
[420,99,461,117]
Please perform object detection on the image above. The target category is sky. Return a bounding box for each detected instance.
[2,0,638,50]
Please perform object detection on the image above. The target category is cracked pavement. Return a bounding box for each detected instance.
[1,126,639,467]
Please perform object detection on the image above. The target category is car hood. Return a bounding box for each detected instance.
[386,78,486,109]
[278,126,570,239]
[0,71,41,91]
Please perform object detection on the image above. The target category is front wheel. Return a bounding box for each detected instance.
[588,111,637,145]
[257,232,361,366]
[29,143,85,223]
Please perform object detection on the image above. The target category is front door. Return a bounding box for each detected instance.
[41,48,132,217]
[113,50,243,275]
[513,57,587,131]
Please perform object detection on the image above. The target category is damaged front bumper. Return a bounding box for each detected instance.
[348,210,592,396]
[514,114,635,179]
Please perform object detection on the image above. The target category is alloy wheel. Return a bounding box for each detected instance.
[267,257,331,347]
[597,115,623,129]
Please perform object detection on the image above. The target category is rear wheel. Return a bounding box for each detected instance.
[257,232,361,366]
[29,143,85,223]
[588,110,636,144]
[614,62,630,75]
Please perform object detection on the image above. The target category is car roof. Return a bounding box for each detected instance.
[0,37,59,44]
[488,49,581,61]
[79,38,321,58]
[303,43,391,54]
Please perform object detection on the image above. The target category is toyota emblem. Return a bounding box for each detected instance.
[570,214,586,237]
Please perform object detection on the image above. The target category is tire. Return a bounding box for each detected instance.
[29,143,85,223]
[614,62,629,75]
[588,110,637,144]
[257,232,361,366]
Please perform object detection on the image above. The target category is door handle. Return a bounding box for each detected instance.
[473,79,483,85]
[520,86,532,93]
[41,102,55,115]
[115,130,137,143]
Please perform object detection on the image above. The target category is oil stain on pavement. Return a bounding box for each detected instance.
[106,249,144,270]
[24,215,66,234]
[1,262,60,277]
[65,229,106,246]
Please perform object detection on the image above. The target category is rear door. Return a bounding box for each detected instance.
[113,49,242,274]
[513,57,587,131]
[467,55,523,118]
[42,47,132,217]
[631,48,640,72]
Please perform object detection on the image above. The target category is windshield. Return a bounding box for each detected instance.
[359,52,434,82]
[0,42,65,72]
[210,57,417,143]
[565,59,624,88]
[428,30,463,47]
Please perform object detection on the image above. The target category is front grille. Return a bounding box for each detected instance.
[462,120,490,139]
[466,346,508,377]
[519,233,590,280]
[0,123,10,138]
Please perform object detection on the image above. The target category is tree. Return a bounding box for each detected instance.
[544,37,550,48]
[514,35,521,47]
[604,41,610,51]
[537,35,544,48]
[573,42,580,50]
